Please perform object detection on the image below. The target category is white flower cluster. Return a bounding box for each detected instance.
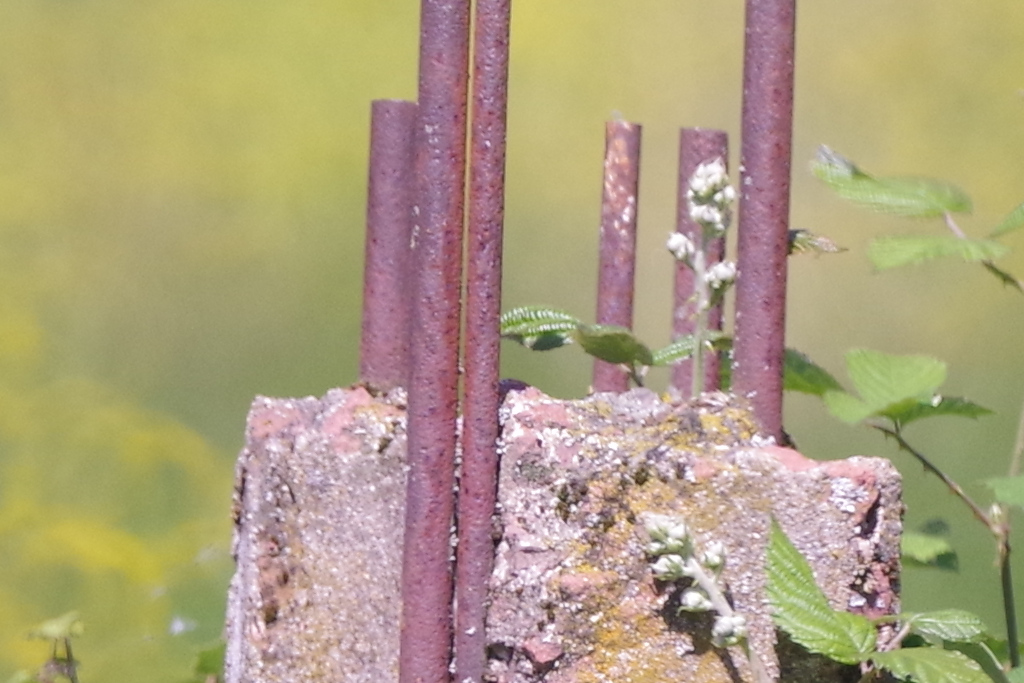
[705,261,737,290]
[687,158,736,236]
[666,157,738,297]
[643,513,745,646]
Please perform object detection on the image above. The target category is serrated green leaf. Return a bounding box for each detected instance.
[650,332,727,366]
[572,324,653,367]
[823,349,947,424]
[499,306,580,350]
[812,146,972,217]
[881,396,992,426]
[868,235,1008,270]
[945,642,1012,683]
[991,201,1024,237]
[903,610,988,644]
[27,611,83,640]
[500,305,580,336]
[872,648,988,683]
[986,475,1024,508]
[782,349,844,396]
[901,532,957,568]
[982,261,1024,292]
[766,520,876,664]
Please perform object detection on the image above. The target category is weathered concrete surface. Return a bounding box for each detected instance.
[224,386,408,683]
[224,384,901,683]
[486,386,901,683]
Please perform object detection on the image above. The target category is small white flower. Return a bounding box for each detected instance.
[689,158,729,199]
[651,554,686,580]
[679,588,713,612]
[705,261,737,289]
[711,614,748,647]
[666,232,695,262]
[689,203,724,227]
[701,541,726,571]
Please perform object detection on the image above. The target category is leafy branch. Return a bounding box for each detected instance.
[812,146,1024,292]
[768,520,1005,683]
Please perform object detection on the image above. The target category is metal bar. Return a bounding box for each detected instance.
[732,0,796,442]
[400,0,471,680]
[593,120,642,393]
[360,99,418,391]
[454,0,511,679]
[671,128,729,397]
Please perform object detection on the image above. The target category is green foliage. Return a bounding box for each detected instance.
[812,146,973,217]
[903,610,989,644]
[574,324,654,367]
[766,520,876,664]
[822,349,990,426]
[985,476,1024,509]
[498,306,580,350]
[902,531,958,570]
[779,348,845,396]
[868,235,1008,271]
[768,522,1008,682]
[991,202,1024,238]
[26,612,83,642]
[871,648,989,683]
[177,641,226,683]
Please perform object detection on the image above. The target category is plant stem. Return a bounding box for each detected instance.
[684,557,772,683]
[691,239,708,400]
[874,424,995,532]
[877,423,1020,664]
[999,537,1020,669]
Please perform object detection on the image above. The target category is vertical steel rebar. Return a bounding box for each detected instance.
[593,120,642,393]
[732,0,796,442]
[455,0,511,679]
[401,1,471,681]
[360,99,418,391]
[671,128,729,397]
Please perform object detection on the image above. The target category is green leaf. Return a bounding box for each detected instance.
[812,146,972,217]
[986,476,1024,509]
[868,236,1008,270]
[27,611,84,640]
[1008,666,1024,683]
[193,641,226,676]
[872,648,988,683]
[903,610,988,644]
[766,520,876,664]
[991,201,1024,237]
[879,395,992,427]
[661,337,841,397]
[823,349,946,424]
[901,531,957,569]
[499,306,580,350]
[572,324,654,367]
[650,332,727,367]
[945,642,1012,683]
[782,349,845,396]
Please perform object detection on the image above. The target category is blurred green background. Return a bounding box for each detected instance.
[1,0,1022,680]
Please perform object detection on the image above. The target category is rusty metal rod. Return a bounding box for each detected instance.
[732,0,796,442]
[454,0,511,679]
[400,0,471,681]
[593,120,642,393]
[360,99,418,391]
[671,128,729,397]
